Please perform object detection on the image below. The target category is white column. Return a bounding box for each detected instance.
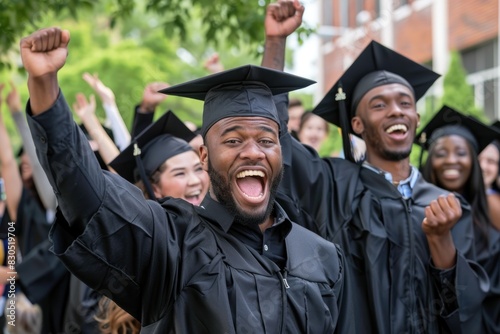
[380,0,394,48]
[432,0,449,98]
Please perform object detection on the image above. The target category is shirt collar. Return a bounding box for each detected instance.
[362,161,419,190]
[196,193,291,234]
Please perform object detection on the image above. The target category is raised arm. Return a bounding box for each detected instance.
[73,93,120,169]
[82,72,131,150]
[0,84,23,221]
[131,82,169,138]
[20,27,104,232]
[422,194,461,269]
[6,81,57,213]
[261,0,304,71]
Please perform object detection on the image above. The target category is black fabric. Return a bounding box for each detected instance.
[63,275,101,334]
[28,92,354,333]
[474,223,500,333]
[159,65,315,137]
[17,239,68,304]
[16,238,72,334]
[416,105,500,153]
[16,187,51,256]
[351,70,414,115]
[272,92,489,333]
[131,105,155,139]
[109,110,195,183]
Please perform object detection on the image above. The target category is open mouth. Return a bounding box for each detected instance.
[185,190,202,204]
[385,124,408,135]
[236,170,265,199]
[442,169,460,179]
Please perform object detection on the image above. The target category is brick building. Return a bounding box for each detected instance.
[318,0,500,119]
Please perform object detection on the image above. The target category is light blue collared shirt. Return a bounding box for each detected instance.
[362,162,419,199]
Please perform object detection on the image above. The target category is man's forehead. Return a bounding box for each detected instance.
[362,82,415,99]
[210,116,280,133]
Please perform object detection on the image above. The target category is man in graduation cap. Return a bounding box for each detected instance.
[19,5,354,333]
[261,14,489,333]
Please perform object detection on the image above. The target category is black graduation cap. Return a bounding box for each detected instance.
[491,120,500,131]
[415,105,500,155]
[108,110,195,200]
[312,40,440,161]
[159,64,316,138]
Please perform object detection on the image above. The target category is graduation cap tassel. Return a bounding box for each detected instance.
[133,143,158,201]
[417,133,427,171]
[336,86,355,162]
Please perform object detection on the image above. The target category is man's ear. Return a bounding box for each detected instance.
[417,113,421,127]
[352,116,364,136]
[199,145,209,172]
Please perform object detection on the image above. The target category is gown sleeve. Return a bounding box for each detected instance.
[26,91,186,322]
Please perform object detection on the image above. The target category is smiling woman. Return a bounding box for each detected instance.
[109,111,209,205]
[419,105,500,333]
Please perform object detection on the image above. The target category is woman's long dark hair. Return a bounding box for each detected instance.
[421,140,491,244]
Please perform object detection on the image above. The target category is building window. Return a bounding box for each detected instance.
[461,39,498,120]
[375,0,381,18]
[394,0,409,8]
[323,0,333,26]
[340,0,349,27]
[356,0,364,26]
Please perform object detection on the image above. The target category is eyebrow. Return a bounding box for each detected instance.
[369,91,414,103]
[220,124,278,137]
[167,161,202,172]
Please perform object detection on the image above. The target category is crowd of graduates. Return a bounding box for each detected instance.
[0,0,499,333]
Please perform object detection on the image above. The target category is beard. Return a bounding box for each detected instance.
[381,149,411,161]
[362,121,412,162]
[207,158,283,227]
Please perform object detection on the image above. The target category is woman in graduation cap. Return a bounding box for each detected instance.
[479,121,500,231]
[108,110,209,205]
[418,106,500,333]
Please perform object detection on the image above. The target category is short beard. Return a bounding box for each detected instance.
[381,149,411,161]
[361,119,413,162]
[207,158,283,227]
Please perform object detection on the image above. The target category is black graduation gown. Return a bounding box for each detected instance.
[27,92,354,333]
[475,224,500,333]
[273,93,489,333]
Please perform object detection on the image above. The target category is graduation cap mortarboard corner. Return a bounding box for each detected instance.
[109,111,195,200]
[415,105,500,155]
[159,65,316,138]
[311,40,440,162]
[491,120,500,132]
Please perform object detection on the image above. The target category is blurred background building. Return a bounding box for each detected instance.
[317,0,500,119]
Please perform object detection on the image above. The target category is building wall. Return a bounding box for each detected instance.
[321,0,499,94]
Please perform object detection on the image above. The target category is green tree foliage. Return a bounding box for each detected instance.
[0,0,313,69]
[1,1,314,151]
[441,51,486,121]
[410,50,487,167]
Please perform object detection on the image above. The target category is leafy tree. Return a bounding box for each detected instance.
[2,1,313,149]
[440,50,486,121]
[0,0,313,69]
[410,50,487,166]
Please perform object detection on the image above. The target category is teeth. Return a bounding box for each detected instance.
[443,169,460,177]
[186,190,201,198]
[386,124,408,134]
[236,170,265,178]
[242,192,264,199]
